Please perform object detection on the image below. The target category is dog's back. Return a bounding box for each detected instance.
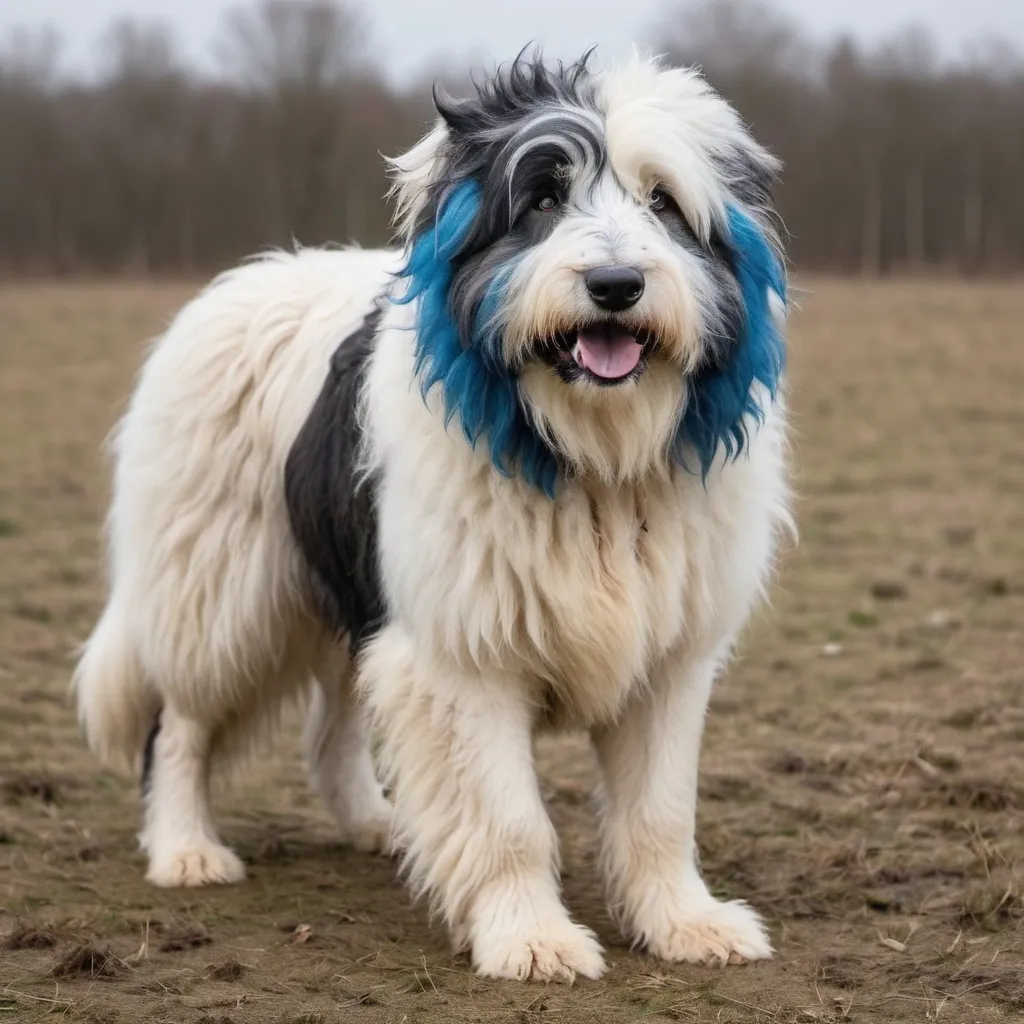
[73,246,397,774]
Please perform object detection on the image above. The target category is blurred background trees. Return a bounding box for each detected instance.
[1,0,1021,275]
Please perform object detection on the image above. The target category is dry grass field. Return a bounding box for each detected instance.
[1,278,1022,1023]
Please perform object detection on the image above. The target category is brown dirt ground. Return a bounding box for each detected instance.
[1,277,1023,1024]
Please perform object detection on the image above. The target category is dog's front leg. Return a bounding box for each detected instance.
[591,647,773,965]
[359,624,605,982]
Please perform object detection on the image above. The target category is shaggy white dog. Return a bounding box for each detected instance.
[73,49,793,983]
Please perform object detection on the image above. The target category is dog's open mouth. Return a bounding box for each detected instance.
[542,322,653,386]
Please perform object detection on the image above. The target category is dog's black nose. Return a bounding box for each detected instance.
[584,266,645,312]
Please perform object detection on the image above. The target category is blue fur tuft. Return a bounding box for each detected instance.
[393,181,560,497]
[677,204,787,478]
[395,185,784,498]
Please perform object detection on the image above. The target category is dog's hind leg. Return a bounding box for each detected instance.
[304,648,392,853]
[139,703,246,887]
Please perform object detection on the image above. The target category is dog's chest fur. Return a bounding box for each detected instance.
[385,475,685,725]
[360,321,786,729]
[464,475,691,727]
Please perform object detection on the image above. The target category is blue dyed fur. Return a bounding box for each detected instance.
[394,181,561,496]
[678,205,787,478]
[394,183,786,496]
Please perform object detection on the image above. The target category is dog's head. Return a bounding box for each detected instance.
[389,49,787,494]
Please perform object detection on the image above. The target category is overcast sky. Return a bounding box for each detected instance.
[2,0,1022,84]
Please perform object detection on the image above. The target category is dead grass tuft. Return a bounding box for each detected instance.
[3,922,59,950]
[958,879,1023,929]
[1,772,69,806]
[51,944,126,979]
[158,926,213,952]
[77,1010,120,1024]
[930,778,1022,812]
[206,958,249,982]
[951,962,1024,1009]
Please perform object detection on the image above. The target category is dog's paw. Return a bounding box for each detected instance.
[473,921,607,983]
[643,898,772,966]
[146,843,247,888]
[339,800,394,854]
[320,770,394,854]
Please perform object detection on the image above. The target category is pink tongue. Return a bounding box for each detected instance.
[573,325,643,379]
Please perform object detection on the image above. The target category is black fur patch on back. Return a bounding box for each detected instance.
[284,304,386,652]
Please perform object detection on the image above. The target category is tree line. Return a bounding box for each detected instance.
[1,0,1022,276]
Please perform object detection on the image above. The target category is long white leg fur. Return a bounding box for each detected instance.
[305,652,393,853]
[141,705,247,887]
[359,625,606,983]
[592,647,773,965]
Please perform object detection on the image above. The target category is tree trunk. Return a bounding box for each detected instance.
[963,184,982,275]
[905,171,924,272]
[861,156,882,277]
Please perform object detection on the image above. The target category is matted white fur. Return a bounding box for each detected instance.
[74,247,400,884]
[74,53,794,981]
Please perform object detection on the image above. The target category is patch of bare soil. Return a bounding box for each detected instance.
[1,278,1022,1022]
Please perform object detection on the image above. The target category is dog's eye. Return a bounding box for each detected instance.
[535,195,559,213]
[649,189,669,213]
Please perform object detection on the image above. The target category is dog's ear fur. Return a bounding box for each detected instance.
[386,121,449,243]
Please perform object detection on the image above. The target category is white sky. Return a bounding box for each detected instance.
[1,0,1021,84]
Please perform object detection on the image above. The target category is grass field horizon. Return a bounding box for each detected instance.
[2,276,1022,1023]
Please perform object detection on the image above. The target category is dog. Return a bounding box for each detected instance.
[73,48,793,982]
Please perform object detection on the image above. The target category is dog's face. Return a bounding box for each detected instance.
[390,51,787,491]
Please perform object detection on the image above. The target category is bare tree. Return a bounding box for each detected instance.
[654,0,816,81]
[218,0,368,92]
[0,25,62,91]
[98,18,181,85]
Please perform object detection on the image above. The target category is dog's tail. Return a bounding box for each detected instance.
[72,598,159,773]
